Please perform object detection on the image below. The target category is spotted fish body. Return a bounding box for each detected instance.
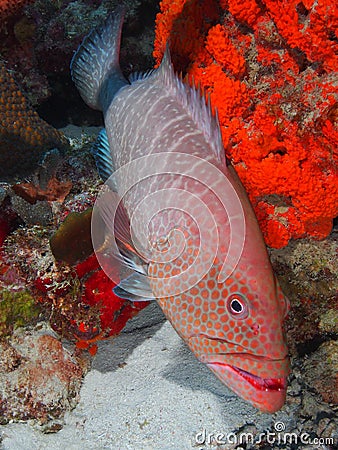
[71,8,290,413]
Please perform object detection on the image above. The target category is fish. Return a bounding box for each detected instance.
[71,7,290,413]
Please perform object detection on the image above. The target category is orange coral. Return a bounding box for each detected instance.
[264,0,338,72]
[205,24,246,77]
[0,60,66,179]
[154,0,338,248]
[153,0,219,70]
[226,0,262,27]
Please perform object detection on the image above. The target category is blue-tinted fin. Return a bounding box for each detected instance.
[113,273,154,302]
[91,128,114,182]
[112,207,154,302]
[70,6,128,112]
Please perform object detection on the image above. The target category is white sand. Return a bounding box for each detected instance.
[1,303,281,450]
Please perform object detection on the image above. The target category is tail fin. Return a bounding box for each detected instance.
[70,6,128,112]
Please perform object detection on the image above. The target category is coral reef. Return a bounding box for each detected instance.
[0,125,150,426]
[0,0,336,428]
[269,230,337,412]
[0,60,67,180]
[10,196,53,226]
[154,0,338,248]
[0,324,88,429]
[1,125,149,347]
[0,0,158,112]
[34,243,149,356]
[27,0,157,76]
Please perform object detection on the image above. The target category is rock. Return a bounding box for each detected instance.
[0,324,89,427]
[319,309,338,334]
[302,340,338,405]
[270,232,338,352]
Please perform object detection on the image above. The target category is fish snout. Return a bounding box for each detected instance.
[188,335,289,413]
[207,360,288,413]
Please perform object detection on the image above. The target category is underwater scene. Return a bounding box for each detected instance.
[0,0,337,449]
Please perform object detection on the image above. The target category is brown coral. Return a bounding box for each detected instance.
[0,60,66,179]
[12,176,72,205]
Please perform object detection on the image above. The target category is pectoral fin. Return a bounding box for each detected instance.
[113,273,155,302]
[93,186,155,301]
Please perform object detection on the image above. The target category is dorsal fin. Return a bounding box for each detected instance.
[154,46,225,165]
[128,69,155,83]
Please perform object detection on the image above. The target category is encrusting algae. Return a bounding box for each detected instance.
[0,289,41,338]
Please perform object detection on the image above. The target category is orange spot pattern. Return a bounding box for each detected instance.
[153,236,289,412]
[0,60,66,178]
[154,0,338,248]
[0,0,33,22]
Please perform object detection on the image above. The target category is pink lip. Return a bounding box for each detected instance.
[208,362,287,392]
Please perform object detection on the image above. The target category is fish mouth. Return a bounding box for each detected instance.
[207,362,287,392]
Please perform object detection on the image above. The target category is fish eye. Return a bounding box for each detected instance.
[231,299,243,313]
[227,294,248,319]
